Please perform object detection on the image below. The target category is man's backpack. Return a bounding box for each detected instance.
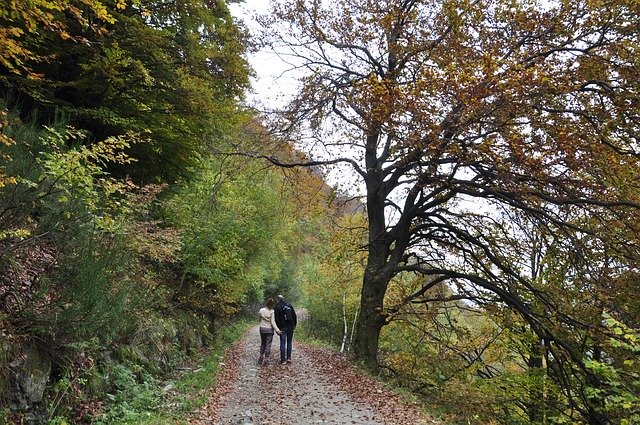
[282,304,293,323]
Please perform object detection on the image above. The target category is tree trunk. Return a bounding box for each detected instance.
[349,307,359,349]
[353,129,390,369]
[353,263,389,369]
[340,292,348,353]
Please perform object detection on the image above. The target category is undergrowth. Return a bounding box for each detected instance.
[295,322,337,351]
[92,319,252,424]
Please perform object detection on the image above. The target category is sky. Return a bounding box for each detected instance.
[229,0,366,196]
[229,0,300,112]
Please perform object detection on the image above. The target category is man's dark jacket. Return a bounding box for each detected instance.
[274,300,297,330]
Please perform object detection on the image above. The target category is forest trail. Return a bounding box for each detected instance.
[192,326,435,424]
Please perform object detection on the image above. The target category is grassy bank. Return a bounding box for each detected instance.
[91,319,252,425]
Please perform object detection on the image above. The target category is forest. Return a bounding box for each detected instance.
[0,0,639,424]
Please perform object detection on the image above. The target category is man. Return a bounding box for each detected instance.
[274,294,297,364]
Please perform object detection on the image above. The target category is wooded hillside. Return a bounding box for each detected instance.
[0,1,348,422]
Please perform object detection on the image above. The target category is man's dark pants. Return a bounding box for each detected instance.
[279,327,294,362]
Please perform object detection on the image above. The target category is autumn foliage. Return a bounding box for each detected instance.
[258,0,640,422]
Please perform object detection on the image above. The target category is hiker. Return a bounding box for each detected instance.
[258,298,281,366]
[274,294,297,364]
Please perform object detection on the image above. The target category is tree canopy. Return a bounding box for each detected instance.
[1,0,250,182]
[258,0,640,422]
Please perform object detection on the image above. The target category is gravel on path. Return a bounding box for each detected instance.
[192,326,436,425]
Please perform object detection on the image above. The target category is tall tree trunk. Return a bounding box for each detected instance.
[353,267,388,369]
[349,306,359,349]
[340,292,348,353]
[353,129,389,369]
[353,219,390,369]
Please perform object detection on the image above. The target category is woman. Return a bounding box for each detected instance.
[258,298,281,366]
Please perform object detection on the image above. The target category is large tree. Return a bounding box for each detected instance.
[257,0,640,421]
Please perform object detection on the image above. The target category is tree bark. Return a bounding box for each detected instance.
[353,267,388,369]
[352,130,390,369]
[340,292,348,353]
[353,216,391,367]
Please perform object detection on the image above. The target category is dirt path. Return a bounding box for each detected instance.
[193,326,435,425]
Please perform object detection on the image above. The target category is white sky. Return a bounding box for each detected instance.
[229,0,300,112]
[230,0,366,196]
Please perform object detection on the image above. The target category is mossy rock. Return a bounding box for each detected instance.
[177,326,204,352]
[9,345,51,409]
[114,345,145,365]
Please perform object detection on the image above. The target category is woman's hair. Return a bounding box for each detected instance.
[265,298,275,309]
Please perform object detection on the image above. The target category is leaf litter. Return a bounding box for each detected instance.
[191,326,438,424]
